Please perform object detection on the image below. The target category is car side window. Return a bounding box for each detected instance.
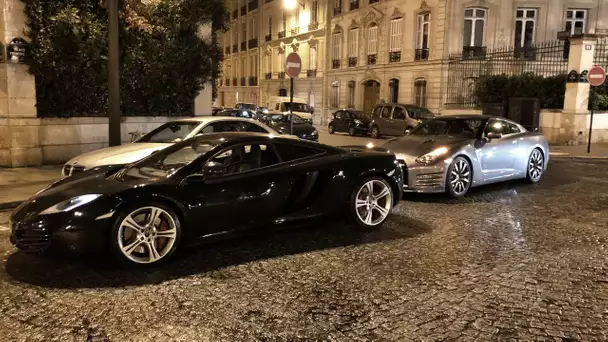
[240,122,268,133]
[392,107,406,120]
[485,119,507,135]
[505,122,521,134]
[201,121,240,134]
[381,106,392,118]
[273,143,325,162]
[372,107,382,118]
[335,111,343,119]
[206,144,279,175]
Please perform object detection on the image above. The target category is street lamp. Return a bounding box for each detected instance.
[283,0,305,10]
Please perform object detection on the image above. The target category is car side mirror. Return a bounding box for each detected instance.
[486,132,502,140]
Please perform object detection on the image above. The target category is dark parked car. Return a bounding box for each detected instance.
[211,107,224,116]
[369,103,435,139]
[328,110,371,136]
[217,109,260,120]
[11,133,403,267]
[261,114,319,141]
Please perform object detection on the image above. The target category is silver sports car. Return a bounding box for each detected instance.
[382,115,549,197]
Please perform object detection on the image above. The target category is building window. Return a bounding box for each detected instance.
[566,9,587,35]
[310,46,317,70]
[311,0,318,23]
[515,8,536,48]
[349,0,359,11]
[389,78,399,103]
[463,8,486,47]
[347,81,355,108]
[368,24,378,55]
[334,0,342,15]
[332,32,342,68]
[416,13,430,60]
[348,28,358,66]
[331,81,340,108]
[414,79,427,107]
[282,12,287,32]
[268,16,272,35]
[389,18,402,52]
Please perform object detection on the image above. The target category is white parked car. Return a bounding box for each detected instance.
[62,117,282,178]
[268,100,314,124]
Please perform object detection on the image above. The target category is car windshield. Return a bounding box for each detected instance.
[265,114,305,124]
[349,111,369,120]
[124,140,217,179]
[137,121,200,143]
[410,118,485,137]
[283,102,309,112]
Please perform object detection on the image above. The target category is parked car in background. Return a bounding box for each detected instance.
[369,103,435,139]
[382,115,549,197]
[211,107,224,116]
[13,133,403,267]
[61,117,279,178]
[261,114,319,141]
[328,110,371,136]
[268,100,313,124]
[235,103,258,111]
[217,109,261,120]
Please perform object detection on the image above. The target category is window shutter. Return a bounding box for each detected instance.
[368,26,377,54]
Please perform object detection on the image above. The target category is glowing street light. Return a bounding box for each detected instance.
[283,0,305,10]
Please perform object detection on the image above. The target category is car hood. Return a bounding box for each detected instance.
[272,122,316,136]
[11,170,153,221]
[382,135,472,162]
[66,143,171,169]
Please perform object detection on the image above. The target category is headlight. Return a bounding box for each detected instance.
[354,119,363,125]
[40,194,102,215]
[415,147,449,164]
[311,130,318,136]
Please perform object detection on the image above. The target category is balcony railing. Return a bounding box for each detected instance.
[514,46,537,60]
[241,41,247,51]
[333,7,342,16]
[232,44,238,53]
[240,6,246,15]
[232,10,238,19]
[248,38,258,49]
[264,72,272,79]
[290,27,299,35]
[225,47,230,55]
[415,48,429,61]
[349,0,359,10]
[265,34,272,42]
[462,46,486,60]
[306,69,317,77]
[232,78,237,86]
[248,0,258,11]
[240,77,246,86]
[309,22,319,30]
[278,72,286,79]
[248,76,258,86]
[332,59,340,69]
[389,51,401,63]
[367,54,377,65]
[348,57,357,67]
[225,78,230,86]
[278,30,286,39]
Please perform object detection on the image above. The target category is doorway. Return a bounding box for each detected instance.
[363,80,380,114]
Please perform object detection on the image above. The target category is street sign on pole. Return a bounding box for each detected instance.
[285,52,302,135]
[587,66,606,154]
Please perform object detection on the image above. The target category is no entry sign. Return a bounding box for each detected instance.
[588,66,606,86]
[285,52,302,78]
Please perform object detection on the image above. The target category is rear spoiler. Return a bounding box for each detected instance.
[339,145,391,153]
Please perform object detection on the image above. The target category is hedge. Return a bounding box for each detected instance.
[23,0,228,117]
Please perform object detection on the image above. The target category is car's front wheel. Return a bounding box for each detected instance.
[526,148,544,183]
[110,203,181,267]
[446,156,472,198]
[350,177,393,231]
[370,125,381,139]
[328,123,335,134]
[349,126,356,136]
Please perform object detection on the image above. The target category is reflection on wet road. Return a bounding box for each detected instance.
[1,159,607,341]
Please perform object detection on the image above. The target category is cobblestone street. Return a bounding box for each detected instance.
[0,155,607,341]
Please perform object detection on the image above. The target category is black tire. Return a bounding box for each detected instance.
[109,202,182,268]
[370,125,381,139]
[525,148,545,183]
[328,123,335,134]
[445,156,472,198]
[349,176,394,231]
[349,126,356,136]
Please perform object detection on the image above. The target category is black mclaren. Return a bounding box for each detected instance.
[11,133,403,267]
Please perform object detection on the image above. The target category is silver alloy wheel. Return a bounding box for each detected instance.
[355,180,393,226]
[372,126,379,138]
[117,206,177,264]
[529,149,544,181]
[450,158,471,196]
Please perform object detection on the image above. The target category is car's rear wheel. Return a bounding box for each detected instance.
[110,203,181,267]
[446,156,472,198]
[350,177,393,231]
[328,123,335,134]
[371,125,381,139]
[349,126,356,136]
[526,148,544,183]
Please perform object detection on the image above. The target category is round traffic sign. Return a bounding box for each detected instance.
[588,66,606,86]
[285,52,302,78]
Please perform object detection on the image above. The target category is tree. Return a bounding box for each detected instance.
[23,0,228,117]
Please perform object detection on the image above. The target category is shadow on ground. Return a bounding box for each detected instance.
[5,215,430,289]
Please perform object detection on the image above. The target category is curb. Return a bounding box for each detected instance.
[0,201,22,211]
[551,155,608,162]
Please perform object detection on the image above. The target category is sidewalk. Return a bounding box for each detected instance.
[0,166,61,210]
[549,142,608,159]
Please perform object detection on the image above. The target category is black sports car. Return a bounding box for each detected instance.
[11,133,403,267]
[261,114,319,141]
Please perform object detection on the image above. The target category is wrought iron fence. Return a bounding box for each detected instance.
[445,41,569,108]
[594,37,608,70]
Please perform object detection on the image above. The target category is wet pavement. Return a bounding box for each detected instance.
[1,159,608,341]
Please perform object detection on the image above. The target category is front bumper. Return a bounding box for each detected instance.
[400,162,448,193]
[10,213,111,255]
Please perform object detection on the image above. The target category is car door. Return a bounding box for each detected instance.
[390,106,408,136]
[185,142,293,237]
[336,111,350,132]
[477,119,519,181]
[377,105,393,134]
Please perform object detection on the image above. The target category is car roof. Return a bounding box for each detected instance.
[180,132,340,152]
[431,115,498,120]
[172,116,258,123]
